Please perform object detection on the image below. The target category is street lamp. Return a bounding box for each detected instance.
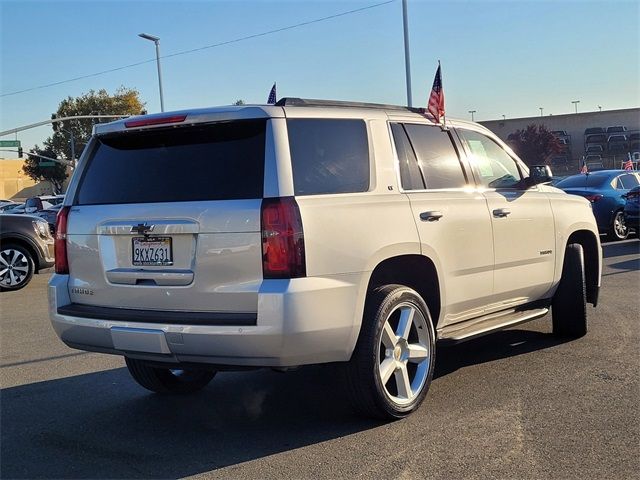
[539,107,544,117]
[468,110,476,121]
[138,33,165,112]
[598,105,602,112]
[571,100,580,114]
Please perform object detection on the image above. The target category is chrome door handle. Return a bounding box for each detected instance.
[420,211,443,222]
[492,208,511,218]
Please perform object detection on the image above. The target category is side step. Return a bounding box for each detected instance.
[437,307,549,345]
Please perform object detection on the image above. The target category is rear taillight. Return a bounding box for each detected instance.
[585,194,603,203]
[261,197,306,279]
[55,206,70,274]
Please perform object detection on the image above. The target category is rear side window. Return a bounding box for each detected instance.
[616,174,640,189]
[75,120,266,205]
[391,123,424,190]
[287,119,369,195]
[403,124,467,189]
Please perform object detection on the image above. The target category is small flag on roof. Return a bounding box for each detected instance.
[623,153,634,171]
[267,83,277,104]
[426,62,445,124]
[580,161,588,174]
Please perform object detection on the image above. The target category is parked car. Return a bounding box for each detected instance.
[39,194,65,206]
[4,204,26,214]
[0,214,55,291]
[48,99,602,419]
[622,186,640,236]
[35,204,63,234]
[0,202,20,212]
[584,127,605,136]
[606,126,627,134]
[585,134,607,145]
[585,145,604,154]
[556,170,640,240]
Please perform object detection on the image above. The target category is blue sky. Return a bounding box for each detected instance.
[1,0,639,151]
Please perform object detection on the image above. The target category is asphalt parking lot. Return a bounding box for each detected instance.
[1,240,639,479]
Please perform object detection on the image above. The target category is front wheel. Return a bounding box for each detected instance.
[552,244,587,338]
[344,285,436,419]
[0,244,35,292]
[125,357,216,393]
[608,210,628,241]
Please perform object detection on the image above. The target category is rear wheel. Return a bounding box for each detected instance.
[344,285,436,419]
[552,244,587,338]
[125,357,216,393]
[608,210,628,241]
[0,244,35,292]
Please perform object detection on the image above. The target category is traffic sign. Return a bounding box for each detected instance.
[0,140,21,147]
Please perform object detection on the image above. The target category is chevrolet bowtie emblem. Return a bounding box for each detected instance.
[131,223,154,235]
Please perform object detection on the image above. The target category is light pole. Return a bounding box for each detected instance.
[598,105,602,112]
[502,114,506,120]
[401,0,412,107]
[139,33,165,112]
[468,110,476,121]
[571,100,580,114]
[539,107,544,117]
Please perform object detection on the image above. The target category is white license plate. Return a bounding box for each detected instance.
[132,237,173,266]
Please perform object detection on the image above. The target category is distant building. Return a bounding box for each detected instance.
[0,158,55,200]
[481,107,640,172]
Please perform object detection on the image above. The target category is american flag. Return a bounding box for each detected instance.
[580,161,588,174]
[426,64,445,123]
[267,83,277,104]
[623,154,634,171]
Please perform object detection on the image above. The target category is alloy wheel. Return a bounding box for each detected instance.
[0,248,30,287]
[613,211,628,239]
[376,302,431,405]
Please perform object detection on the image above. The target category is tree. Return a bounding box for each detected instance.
[22,143,68,193]
[23,87,145,191]
[233,99,245,105]
[506,124,562,166]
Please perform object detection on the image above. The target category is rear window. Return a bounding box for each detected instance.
[75,120,266,205]
[287,119,369,195]
[555,174,608,188]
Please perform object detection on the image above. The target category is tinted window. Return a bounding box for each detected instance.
[76,121,266,205]
[404,124,466,189]
[459,129,522,189]
[555,175,607,188]
[617,174,640,189]
[287,119,369,195]
[391,124,424,190]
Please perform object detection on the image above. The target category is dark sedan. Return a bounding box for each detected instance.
[623,186,640,236]
[555,170,640,241]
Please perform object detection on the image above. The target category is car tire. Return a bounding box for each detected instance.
[552,244,587,338]
[125,357,216,393]
[343,284,436,420]
[608,210,628,241]
[0,243,35,292]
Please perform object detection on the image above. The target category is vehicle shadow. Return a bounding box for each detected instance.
[434,328,569,378]
[1,327,568,479]
[602,239,640,258]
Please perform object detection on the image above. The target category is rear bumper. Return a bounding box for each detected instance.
[48,273,364,367]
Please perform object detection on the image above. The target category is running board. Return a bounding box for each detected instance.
[437,307,549,345]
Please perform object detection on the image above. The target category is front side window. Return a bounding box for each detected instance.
[459,129,523,189]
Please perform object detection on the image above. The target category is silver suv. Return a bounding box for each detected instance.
[49,98,602,418]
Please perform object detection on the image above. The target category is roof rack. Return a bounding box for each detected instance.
[275,97,425,114]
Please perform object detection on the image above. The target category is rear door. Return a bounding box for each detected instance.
[456,127,556,307]
[390,122,495,325]
[66,119,267,313]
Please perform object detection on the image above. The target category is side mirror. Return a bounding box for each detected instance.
[526,164,553,187]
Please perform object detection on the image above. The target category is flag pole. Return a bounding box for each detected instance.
[439,60,446,129]
[402,0,412,107]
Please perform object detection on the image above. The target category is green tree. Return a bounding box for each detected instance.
[233,99,245,105]
[506,124,562,166]
[23,87,145,191]
[22,143,68,194]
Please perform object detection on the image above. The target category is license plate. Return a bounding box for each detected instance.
[132,237,173,266]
